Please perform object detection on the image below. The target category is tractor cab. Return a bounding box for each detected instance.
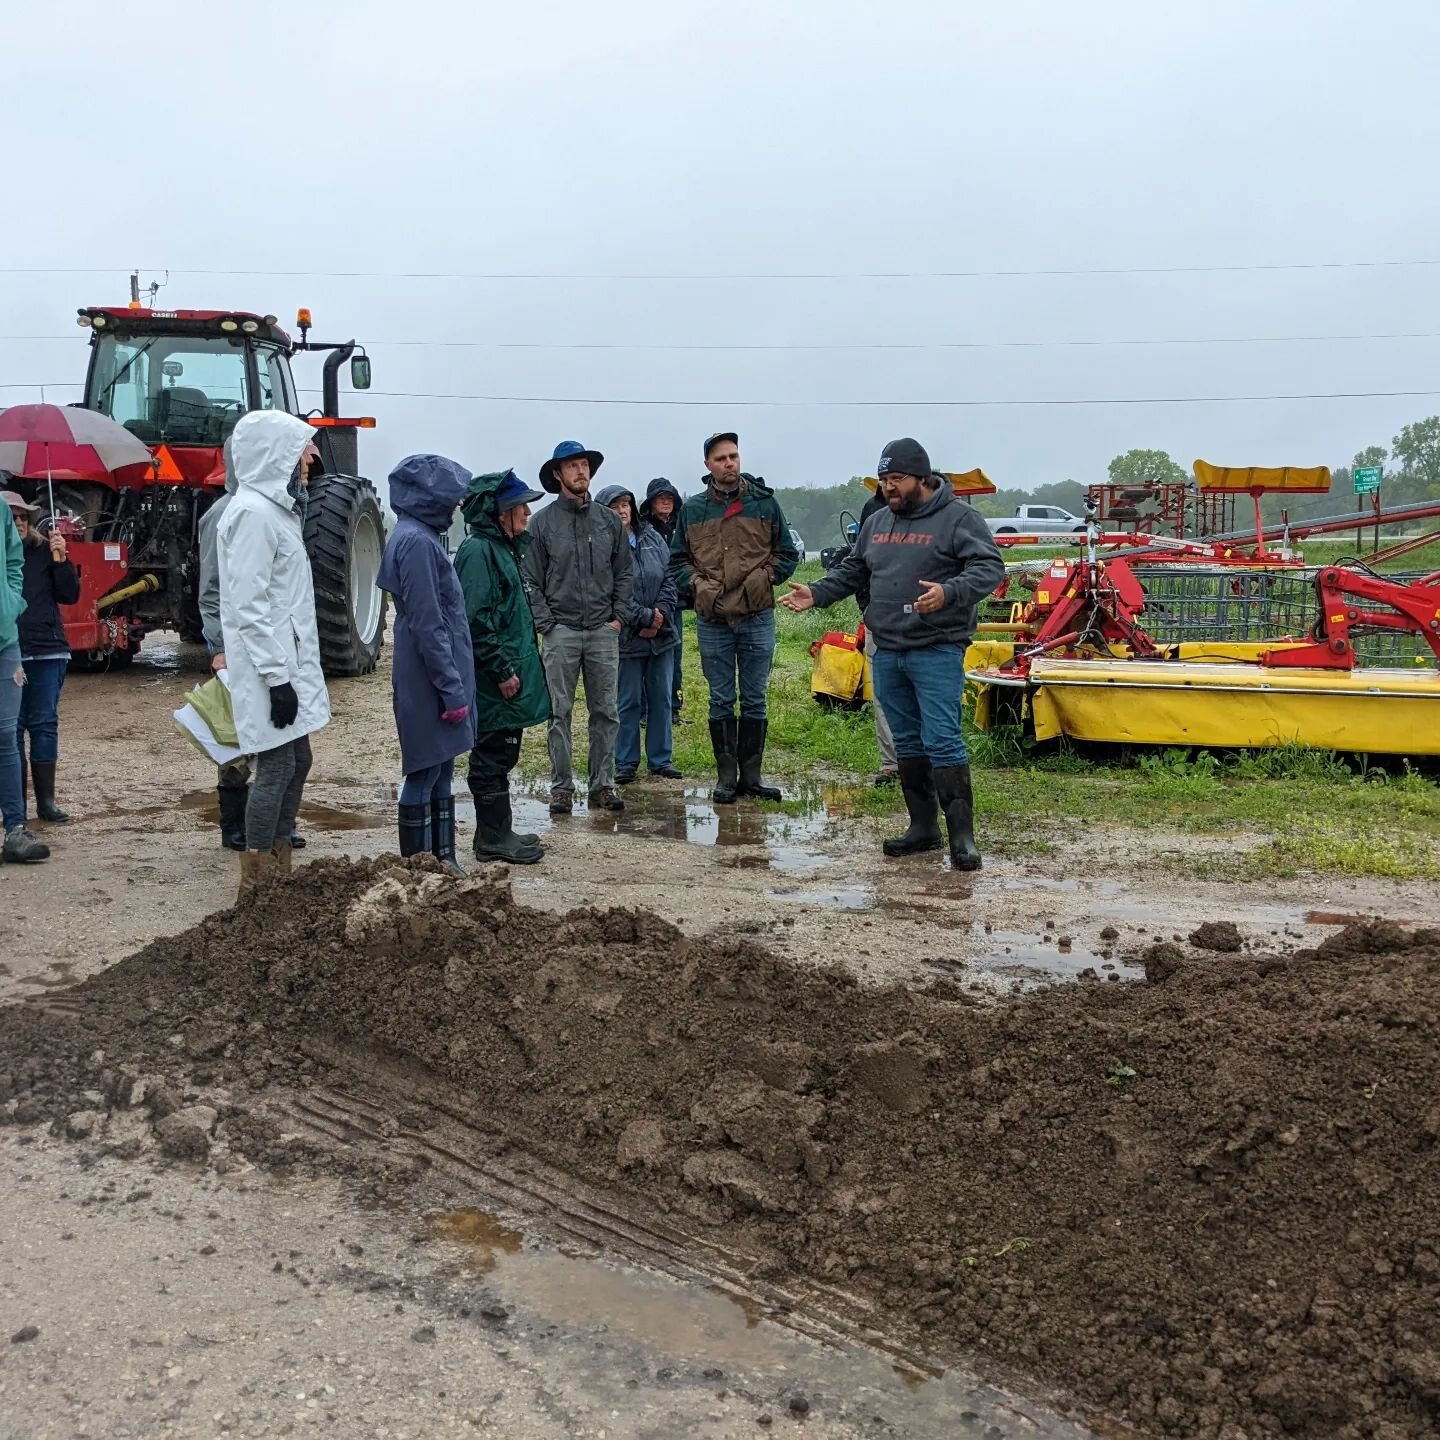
[58,305,386,676]
[78,307,372,487]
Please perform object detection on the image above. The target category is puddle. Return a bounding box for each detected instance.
[971,927,1143,986]
[420,1205,1093,1438]
[178,790,388,832]
[769,884,875,910]
[539,786,834,873]
[426,1207,523,1273]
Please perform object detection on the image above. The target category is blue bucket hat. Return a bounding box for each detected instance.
[495,469,544,512]
[539,439,604,494]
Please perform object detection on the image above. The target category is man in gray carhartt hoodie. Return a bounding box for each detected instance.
[782,438,1004,870]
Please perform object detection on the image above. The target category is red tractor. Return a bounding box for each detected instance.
[49,304,387,675]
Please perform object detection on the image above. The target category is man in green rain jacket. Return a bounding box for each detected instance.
[454,470,552,864]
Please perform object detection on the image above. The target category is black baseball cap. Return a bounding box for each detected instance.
[703,431,739,458]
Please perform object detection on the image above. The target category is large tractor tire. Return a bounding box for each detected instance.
[304,473,388,678]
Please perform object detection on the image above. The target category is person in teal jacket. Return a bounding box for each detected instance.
[0,499,49,863]
[454,470,552,864]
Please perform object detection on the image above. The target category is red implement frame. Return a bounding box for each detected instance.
[1261,567,1440,670]
[1000,556,1157,679]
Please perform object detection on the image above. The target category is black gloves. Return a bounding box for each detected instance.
[269,682,299,729]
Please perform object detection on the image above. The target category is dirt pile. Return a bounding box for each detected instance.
[3,856,1439,1439]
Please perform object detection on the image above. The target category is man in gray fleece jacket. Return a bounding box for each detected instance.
[522,441,635,815]
[782,438,1004,870]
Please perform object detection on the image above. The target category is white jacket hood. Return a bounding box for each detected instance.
[229,410,314,507]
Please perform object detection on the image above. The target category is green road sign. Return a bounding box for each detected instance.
[1354,465,1382,494]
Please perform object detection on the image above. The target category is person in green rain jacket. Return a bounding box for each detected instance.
[454,469,552,865]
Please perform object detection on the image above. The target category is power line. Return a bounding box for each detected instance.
[6,331,1440,352]
[3,258,1440,281]
[7,380,1436,406]
[324,387,1440,408]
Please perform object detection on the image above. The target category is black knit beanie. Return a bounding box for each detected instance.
[877,437,932,479]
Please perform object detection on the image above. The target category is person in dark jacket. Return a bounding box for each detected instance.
[455,470,551,864]
[639,477,686,723]
[7,491,78,829]
[782,439,1004,871]
[376,454,477,872]
[596,484,681,783]
[523,441,633,816]
[669,433,799,804]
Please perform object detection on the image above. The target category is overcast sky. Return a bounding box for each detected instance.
[4,0,1439,501]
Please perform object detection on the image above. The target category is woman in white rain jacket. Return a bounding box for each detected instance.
[217,410,331,892]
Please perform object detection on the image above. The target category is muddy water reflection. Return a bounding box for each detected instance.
[178,790,388,832]
[423,1206,1094,1438]
[546,787,835,873]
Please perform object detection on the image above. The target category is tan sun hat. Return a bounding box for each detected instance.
[0,490,41,517]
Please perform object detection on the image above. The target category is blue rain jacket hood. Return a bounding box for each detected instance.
[387,453,472,532]
[377,453,478,772]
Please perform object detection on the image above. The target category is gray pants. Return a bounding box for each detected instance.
[541,625,620,797]
[865,630,897,771]
[246,735,312,853]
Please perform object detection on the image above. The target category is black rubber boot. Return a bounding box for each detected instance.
[31,763,69,823]
[471,788,543,865]
[736,718,782,801]
[934,763,982,872]
[709,718,740,804]
[430,794,463,875]
[216,783,248,851]
[882,757,943,857]
[398,802,431,857]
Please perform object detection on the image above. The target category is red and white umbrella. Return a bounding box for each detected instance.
[0,403,154,514]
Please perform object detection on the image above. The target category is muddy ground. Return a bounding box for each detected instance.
[2,638,1438,1439]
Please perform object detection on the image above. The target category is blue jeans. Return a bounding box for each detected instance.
[0,644,25,832]
[641,619,684,726]
[617,655,675,772]
[399,759,454,806]
[697,610,776,721]
[870,643,969,768]
[19,658,68,765]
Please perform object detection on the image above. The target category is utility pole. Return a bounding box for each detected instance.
[130,271,141,306]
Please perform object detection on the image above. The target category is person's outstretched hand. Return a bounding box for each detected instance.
[269,682,299,728]
[780,582,814,613]
[915,580,946,615]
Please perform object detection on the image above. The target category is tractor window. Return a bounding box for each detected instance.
[87,334,250,446]
[254,346,298,415]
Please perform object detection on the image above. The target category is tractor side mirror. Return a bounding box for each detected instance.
[350,354,372,391]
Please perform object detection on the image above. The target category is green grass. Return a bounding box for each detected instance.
[516,560,1440,880]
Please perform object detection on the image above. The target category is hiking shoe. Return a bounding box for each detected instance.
[648,765,683,780]
[873,768,899,787]
[587,787,625,812]
[3,826,49,863]
[549,795,574,816]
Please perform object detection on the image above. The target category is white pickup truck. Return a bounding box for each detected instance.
[986,504,1086,535]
